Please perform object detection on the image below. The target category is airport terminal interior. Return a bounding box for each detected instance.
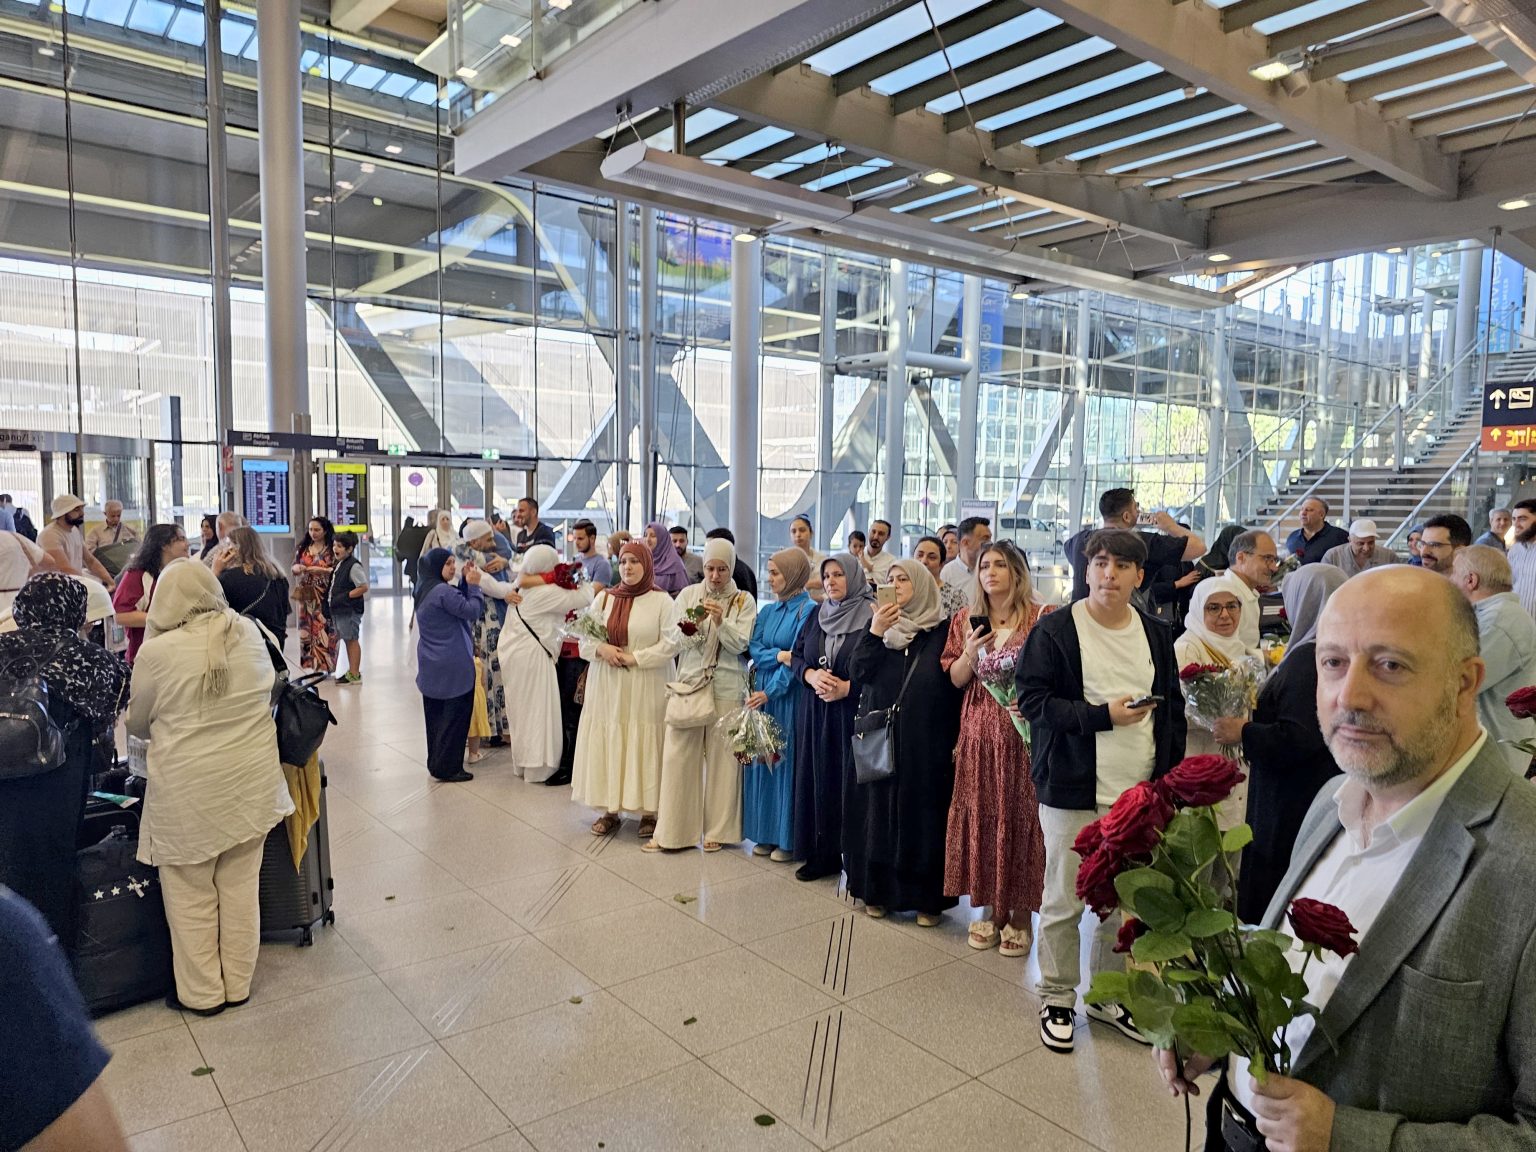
[4,0,1536,1148]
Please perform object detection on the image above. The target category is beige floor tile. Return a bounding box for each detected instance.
[379,936,598,1037]
[187,975,430,1104]
[610,947,837,1056]
[228,1044,512,1152]
[876,901,996,959]
[535,900,733,987]
[100,1026,224,1136]
[672,872,849,944]
[520,1062,818,1152]
[591,837,765,897]
[126,1107,247,1152]
[980,1026,1202,1152]
[329,821,419,871]
[463,1134,536,1152]
[441,991,692,1124]
[705,1007,968,1149]
[423,826,591,886]
[93,999,186,1046]
[835,1081,1099,1152]
[746,913,954,1001]
[332,850,467,914]
[243,929,373,1007]
[335,889,521,971]
[849,961,1043,1076]
[478,861,652,931]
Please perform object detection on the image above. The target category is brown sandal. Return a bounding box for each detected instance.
[637,815,658,840]
[591,813,621,836]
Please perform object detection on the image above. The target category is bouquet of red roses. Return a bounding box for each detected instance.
[1179,659,1262,759]
[1079,755,1359,1081]
[559,606,608,646]
[550,562,583,591]
[677,604,708,638]
[1503,687,1536,765]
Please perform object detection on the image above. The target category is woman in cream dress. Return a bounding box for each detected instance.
[489,545,593,782]
[571,541,680,839]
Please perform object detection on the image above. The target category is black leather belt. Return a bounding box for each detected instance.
[1221,1098,1265,1152]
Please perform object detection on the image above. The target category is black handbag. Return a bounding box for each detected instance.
[850,646,921,785]
[253,622,336,765]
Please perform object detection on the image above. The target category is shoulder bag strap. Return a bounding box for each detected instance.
[515,604,555,661]
[890,644,923,711]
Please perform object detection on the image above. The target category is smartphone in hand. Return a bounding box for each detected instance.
[1126,694,1163,709]
[968,614,992,636]
[876,585,898,607]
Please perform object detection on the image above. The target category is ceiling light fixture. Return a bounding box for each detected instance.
[733,230,759,243]
[37,45,55,57]
[455,66,478,80]
[1207,252,1232,263]
[373,197,384,206]
[1385,246,1404,254]
[500,33,523,48]
[360,162,375,174]
[336,180,353,190]
[1010,285,1030,300]
[1249,49,1306,83]
[549,0,571,8]
[305,209,320,217]
[385,144,403,155]
[1499,196,1532,211]
[922,171,956,185]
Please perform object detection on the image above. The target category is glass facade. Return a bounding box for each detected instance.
[1,1,1530,583]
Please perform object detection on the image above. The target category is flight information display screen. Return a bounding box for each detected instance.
[323,461,369,534]
[241,458,291,534]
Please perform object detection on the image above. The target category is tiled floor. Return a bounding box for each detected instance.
[99,598,1203,1151]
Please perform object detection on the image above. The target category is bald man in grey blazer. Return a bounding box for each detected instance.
[1160,565,1536,1151]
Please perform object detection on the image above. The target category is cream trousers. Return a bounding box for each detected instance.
[158,833,266,1011]
[1037,804,1122,1011]
[652,702,742,848]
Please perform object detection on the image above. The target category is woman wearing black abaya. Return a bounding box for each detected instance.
[0,574,128,945]
[844,559,960,922]
[789,554,871,882]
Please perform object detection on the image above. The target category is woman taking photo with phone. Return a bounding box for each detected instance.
[942,541,1049,955]
[844,559,959,923]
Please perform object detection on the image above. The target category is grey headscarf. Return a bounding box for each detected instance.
[881,558,944,651]
[817,553,874,662]
[1281,563,1347,657]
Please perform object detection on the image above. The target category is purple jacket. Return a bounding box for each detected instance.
[415,582,482,699]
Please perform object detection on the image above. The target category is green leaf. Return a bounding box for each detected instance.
[1114,867,1174,910]
[683,1017,697,1026]
[1184,908,1235,938]
[1122,999,1177,1048]
[1129,968,1177,1004]
[1245,939,1292,985]
[191,1066,214,1077]
[754,1115,777,1127]
[1132,930,1194,964]
[1163,968,1207,985]
[1221,824,1254,853]
[1136,887,1189,934]
[1189,814,1223,868]
[1245,929,1293,953]
[1170,1003,1237,1060]
[1085,971,1131,1006]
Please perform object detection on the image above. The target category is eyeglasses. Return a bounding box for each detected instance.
[1204,603,1241,616]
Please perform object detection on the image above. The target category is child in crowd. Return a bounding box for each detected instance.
[331,532,369,683]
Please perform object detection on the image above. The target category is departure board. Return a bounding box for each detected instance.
[323,461,369,533]
[241,458,291,534]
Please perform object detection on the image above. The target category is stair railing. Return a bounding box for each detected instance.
[1170,399,1306,528]
[1383,441,1482,550]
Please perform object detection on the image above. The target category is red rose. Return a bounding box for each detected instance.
[1114,918,1148,954]
[1072,819,1104,860]
[1277,607,1288,621]
[1096,780,1175,857]
[1075,847,1125,918]
[1507,686,1536,720]
[1179,662,1205,682]
[564,609,578,622]
[1163,754,1247,808]
[678,620,699,637]
[1288,898,1359,958]
[551,562,581,591]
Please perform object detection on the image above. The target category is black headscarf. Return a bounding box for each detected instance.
[414,547,456,608]
[0,573,127,725]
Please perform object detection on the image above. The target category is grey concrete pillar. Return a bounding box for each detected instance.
[639,206,658,526]
[1452,239,1485,407]
[1205,309,1228,534]
[613,201,631,527]
[729,236,762,566]
[957,276,981,506]
[255,0,308,434]
[882,260,909,528]
[205,0,235,510]
[1067,293,1091,533]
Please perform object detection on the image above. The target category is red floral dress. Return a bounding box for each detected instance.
[941,604,1047,920]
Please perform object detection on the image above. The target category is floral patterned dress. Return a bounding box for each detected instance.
[941,604,1047,920]
[294,543,336,674]
[453,541,507,738]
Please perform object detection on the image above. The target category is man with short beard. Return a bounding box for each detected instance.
[1416,513,1472,576]
[1159,565,1536,1152]
[38,494,111,583]
[1507,498,1536,616]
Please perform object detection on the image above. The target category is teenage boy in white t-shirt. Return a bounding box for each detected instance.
[1017,528,1186,1055]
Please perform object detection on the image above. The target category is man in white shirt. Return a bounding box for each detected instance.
[200,511,246,568]
[1159,564,1536,1152]
[1451,545,1536,773]
[861,519,896,583]
[1216,529,1279,650]
[939,515,991,597]
[1508,498,1536,616]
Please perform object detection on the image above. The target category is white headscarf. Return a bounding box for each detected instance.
[145,557,246,697]
[461,518,493,545]
[882,558,944,651]
[521,544,559,576]
[701,537,739,601]
[1177,577,1252,667]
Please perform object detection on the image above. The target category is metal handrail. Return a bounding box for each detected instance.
[1383,440,1481,548]
[1171,399,1307,521]
[1263,399,1403,532]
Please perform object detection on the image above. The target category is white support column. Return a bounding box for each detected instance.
[639,206,658,526]
[1067,292,1092,532]
[255,0,307,435]
[816,252,837,530]
[613,201,632,528]
[1525,268,1536,343]
[957,276,982,506]
[729,236,763,565]
[1205,309,1228,534]
[882,260,909,528]
[1453,239,1485,407]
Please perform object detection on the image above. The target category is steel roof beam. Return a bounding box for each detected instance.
[949,48,1135,132]
[1221,0,1302,34]
[1311,24,1463,82]
[833,2,1028,95]
[1409,91,1536,137]
[711,64,1209,246]
[1149,143,1336,199]
[1266,0,1426,57]
[1111,128,1303,180]
[687,118,764,157]
[1036,91,1233,163]
[992,71,1187,149]
[890,23,1091,116]
[1378,70,1523,119]
[1185,161,1369,208]
[1346,46,1495,103]
[1083,111,1271,171]
[1027,0,1459,197]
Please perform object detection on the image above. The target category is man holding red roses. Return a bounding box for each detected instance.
[1017,529,1186,1055]
[1161,565,1536,1152]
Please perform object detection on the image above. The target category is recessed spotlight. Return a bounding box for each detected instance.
[1499,196,1532,211]
[1385,246,1403,254]
[549,0,571,8]
[455,66,478,80]
[305,209,320,216]
[1249,59,1293,82]
[385,144,403,155]
[922,171,955,185]
[336,180,353,190]
[360,162,376,174]
[733,231,758,243]
[312,194,331,203]
[372,197,384,206]
[500,33,522,48]
[1207,252,1232,263]
[1010,286,1030,300]
[37,45,55,57]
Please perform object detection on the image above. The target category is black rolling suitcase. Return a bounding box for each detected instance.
[258,766,334,946]
[73,805,174,1017]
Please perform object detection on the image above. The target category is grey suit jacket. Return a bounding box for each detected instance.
[1261,739,1536,1150]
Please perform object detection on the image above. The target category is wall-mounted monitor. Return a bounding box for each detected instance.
[322,461,369,534]
[241,458,291,534]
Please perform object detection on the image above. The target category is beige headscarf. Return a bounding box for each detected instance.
[882,558,944,650]
[769,547,811,600]
[145,557,246,697]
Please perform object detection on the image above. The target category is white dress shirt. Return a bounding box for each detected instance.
[864,547,896,583]
[940,556,975,598]
[1231,732,1486,1111]
[1509,540,1536,618]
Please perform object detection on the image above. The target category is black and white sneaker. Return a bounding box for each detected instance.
[1039,1005,1076,1054]
[1085,1001,1151,1045]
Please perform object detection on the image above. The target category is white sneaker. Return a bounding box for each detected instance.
[769,849,794,863]
[1085,1001,1151,1045]
[1039,1005,1076,1054]
[752,844,773,857]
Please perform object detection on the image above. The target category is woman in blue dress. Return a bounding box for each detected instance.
[742,548,814,863]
